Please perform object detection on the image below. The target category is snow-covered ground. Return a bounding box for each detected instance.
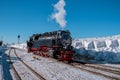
[5,49,112,80]
[0,51,3,80]
[0,46,9,80]
[0,34,120,80]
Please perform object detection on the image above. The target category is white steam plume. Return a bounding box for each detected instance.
[51,0,67,28]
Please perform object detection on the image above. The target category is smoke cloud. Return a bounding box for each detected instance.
[51,0,67,28]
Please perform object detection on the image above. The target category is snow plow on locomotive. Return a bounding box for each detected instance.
[27,30,75,62]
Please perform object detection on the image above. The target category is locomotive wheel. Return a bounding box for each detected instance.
[53,50,58,59]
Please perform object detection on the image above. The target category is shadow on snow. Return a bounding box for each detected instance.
[0,48,13,80]
[73,48,120,64]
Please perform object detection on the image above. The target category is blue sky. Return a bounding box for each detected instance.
[0,0,120,44]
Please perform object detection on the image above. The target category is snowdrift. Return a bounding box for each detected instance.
[10,43,27,51]
[73,35,120,63]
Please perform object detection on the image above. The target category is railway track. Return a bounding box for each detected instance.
[93,64,120,71]
[8,49,22,80]
[9,48,46,80]
[31,52,120,80]
[70,62,120,80]
[85,64,120,75]
[13,48,120,80]
[36,55,120,80]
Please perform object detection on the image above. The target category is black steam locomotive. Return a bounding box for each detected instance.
[27,30,74,61]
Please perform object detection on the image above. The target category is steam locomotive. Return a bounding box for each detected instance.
[27,30,75,62]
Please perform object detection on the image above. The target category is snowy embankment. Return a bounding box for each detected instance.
[10,43,27,51]
[72,35,120,63]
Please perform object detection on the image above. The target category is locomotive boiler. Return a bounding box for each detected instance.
[27,30,75,62]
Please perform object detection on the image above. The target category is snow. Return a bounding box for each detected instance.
[0,34,120,80]
[9,43,27,51]
[76,64,120,79]
[7,49,110,80]
[9,35,120,64]
[0,59,3,80]
[9,50,40,80]
[73,35,120,63]
[0,47,5,80]
[73,35,120,51]
[7,34,120,63]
